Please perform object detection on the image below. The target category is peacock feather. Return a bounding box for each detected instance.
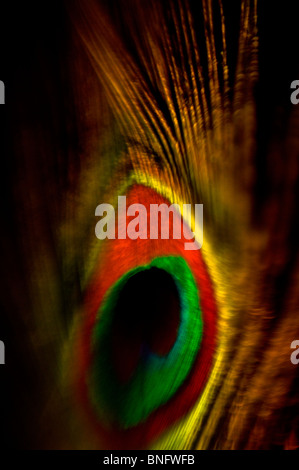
[2,0,299,450]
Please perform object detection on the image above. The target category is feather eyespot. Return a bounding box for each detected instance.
[75,184,217,448]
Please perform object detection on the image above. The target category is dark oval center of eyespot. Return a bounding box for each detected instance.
[111,267,181,384]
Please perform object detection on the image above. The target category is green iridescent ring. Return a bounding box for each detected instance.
[88,256,203,429]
